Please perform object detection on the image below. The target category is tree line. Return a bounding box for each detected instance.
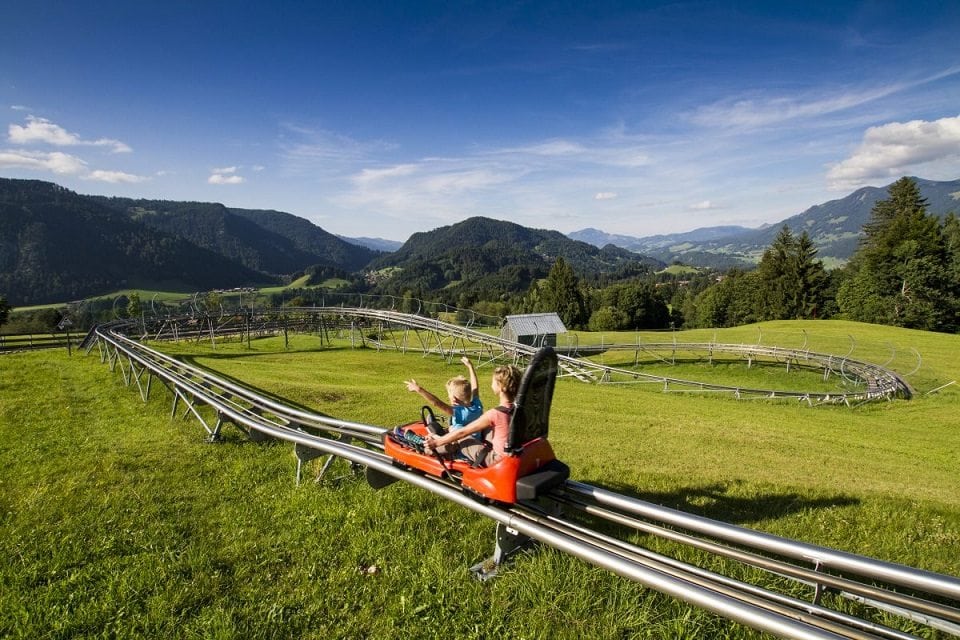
[4,177,957,336]
[520,177,959,334]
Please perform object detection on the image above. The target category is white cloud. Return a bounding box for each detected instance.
[419,169,509,194]
[513,139,586,157]
[827,114,960,190]
[689,67,960,131]
[594,192,617,200]
[689,89,897,130]
[279,123,397,174]
[353,164,418,185]
[496,137,651,168]
[345,162,510,206]
[0,148,150,183]
[86,169,148,184]
[212,165,238,174]
[689,200,716,210]
[208,172,245,185]
[0,149,87,174]
[8,115,131,153]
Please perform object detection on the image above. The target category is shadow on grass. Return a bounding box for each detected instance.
[574,478,859,526]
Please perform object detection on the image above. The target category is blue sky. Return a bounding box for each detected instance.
[2,1,959,242]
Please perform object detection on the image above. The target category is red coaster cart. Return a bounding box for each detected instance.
[370,346,569,504]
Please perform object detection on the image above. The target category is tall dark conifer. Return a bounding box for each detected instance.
[0,294,10,327]
[837,177,954,330]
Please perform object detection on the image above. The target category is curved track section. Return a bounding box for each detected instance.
[104,306,912,404]
[90,325,958,640]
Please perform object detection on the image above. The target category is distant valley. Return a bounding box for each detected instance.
[569,177,960,268]
[3,175,959,306]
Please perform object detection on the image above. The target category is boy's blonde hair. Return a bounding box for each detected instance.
[445,375,472,404]
[493,365,522,398]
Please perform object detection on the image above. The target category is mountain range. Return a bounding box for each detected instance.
[0,178,657,306]
[3,175,959,307]
[364,216,661,302]
[0,179,377,305]
[569,177,960,268]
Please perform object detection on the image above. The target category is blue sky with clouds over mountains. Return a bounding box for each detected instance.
[2,1,959,241]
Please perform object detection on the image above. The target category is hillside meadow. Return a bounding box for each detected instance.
[1,320,959,639]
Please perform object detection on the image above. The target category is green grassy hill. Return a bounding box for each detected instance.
[2,320,958,638]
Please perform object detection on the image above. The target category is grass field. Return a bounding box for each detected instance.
[2,320,959,639]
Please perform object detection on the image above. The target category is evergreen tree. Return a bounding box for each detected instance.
[837,177,954,330]
[792,231,828,319]
[526,257,588,328]
[0,294,9,328]
[753,226,827,320]
[755,226,796,320]
[943,213,960,330]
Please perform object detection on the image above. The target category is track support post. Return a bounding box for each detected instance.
[469,522,535,581]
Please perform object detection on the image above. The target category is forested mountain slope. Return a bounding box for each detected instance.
[0,179,274,305]
[93,197,379,274]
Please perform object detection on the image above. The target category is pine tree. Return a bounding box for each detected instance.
[0,294,9,328]
[792,231,828,319]
[837,177,954,330]
[752,227,826,320]
[755,225,797,320]
[528,257,588,329]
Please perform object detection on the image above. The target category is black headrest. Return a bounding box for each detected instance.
[507,347,558,451]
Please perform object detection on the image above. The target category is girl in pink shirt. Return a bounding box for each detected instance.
[424,363,522,466]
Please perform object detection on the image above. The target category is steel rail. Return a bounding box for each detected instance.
[562,481,960,603]
[104,332,385,444]
[548,492,960,635]
[302,306,908,400]
[93,330,849,639]
[102,307,912,403]
[509,501,916,640]
[90,326,959,638]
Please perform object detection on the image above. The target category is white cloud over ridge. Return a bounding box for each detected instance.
[0,149,88,174]
[0,148,149,183]
[8,115,131,153]
[0,148,150,184]
[279,123,398,175]
[87,169,148,184]
[209,172,245,185]
[827,114,960,190]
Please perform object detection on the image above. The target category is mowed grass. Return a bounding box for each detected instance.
[2,320,959,639]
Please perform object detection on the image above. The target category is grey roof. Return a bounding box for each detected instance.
[503,313,567,336]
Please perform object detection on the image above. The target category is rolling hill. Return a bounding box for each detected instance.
[367,216,663,301]
[0,178,379,305]
[570,177,960,268]
[0,179,274,305]
[93,197,380,274]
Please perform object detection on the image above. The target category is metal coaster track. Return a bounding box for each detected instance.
[89,323,959,640]
[99,306,912,404]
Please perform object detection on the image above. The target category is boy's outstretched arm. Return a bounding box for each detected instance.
[460,356,479,399]
[404,379,453,415]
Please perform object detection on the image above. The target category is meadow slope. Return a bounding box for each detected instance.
[1,320,958,639]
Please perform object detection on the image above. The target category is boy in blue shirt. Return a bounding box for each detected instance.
[404,356,483,434]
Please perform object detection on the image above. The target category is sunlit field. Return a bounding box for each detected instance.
[2,320,958,638]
